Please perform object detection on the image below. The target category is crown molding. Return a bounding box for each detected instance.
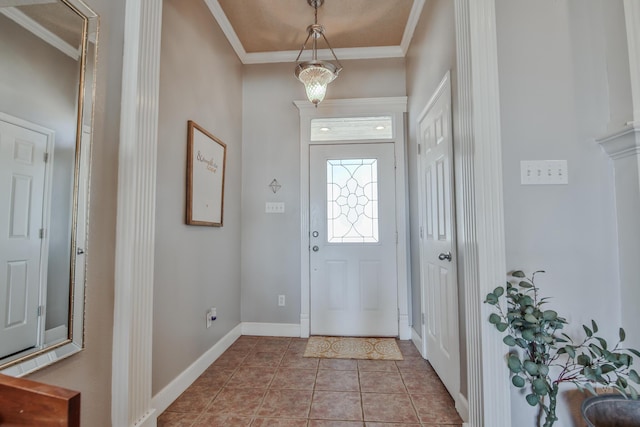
[204,0,421,64]
[0,7,80,60]
[202,0,247,62]
[242,45,405,65]
[597,124,640,160]
[400,0,425,55]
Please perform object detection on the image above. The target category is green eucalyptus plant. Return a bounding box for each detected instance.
[485,270,640,427]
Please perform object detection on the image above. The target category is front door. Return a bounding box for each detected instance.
[417,72,461,399]
[309,143,398,337]
[0,117,50,359]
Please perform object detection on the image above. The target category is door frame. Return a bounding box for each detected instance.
[295,97,411,340]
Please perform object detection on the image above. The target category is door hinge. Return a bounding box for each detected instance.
[37,305,45,317]
[419,226,424,239]
[39,228,45,239]
[418,143,421,155]
[44,152,49,163]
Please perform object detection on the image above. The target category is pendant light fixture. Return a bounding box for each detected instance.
[294,0,342,106]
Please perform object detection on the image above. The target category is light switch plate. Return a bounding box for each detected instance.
[521,160,568,185]
[265,202,285,213]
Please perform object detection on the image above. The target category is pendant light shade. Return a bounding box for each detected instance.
[295,1,342,106]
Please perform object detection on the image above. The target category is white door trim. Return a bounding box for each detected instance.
[294,97,410,340]
[112,1,162,426]
[454,0,511,425]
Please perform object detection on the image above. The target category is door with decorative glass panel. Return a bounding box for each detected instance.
[309,143,398,337]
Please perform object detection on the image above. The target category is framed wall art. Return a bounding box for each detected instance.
[186,120,226,226]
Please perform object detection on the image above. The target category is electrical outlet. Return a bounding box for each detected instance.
[206,307,217,328]
[278,295,285,306]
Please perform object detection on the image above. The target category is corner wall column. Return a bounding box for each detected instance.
[112,0,162,426]
[596,1,640,351]
[454,0,511,425]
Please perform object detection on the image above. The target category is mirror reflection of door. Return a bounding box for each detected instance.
[0,0,88,366]
[0,116,54,359]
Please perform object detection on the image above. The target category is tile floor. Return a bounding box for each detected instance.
[158,336,463,427]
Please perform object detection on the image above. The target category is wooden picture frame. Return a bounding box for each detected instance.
[186,120,226,226]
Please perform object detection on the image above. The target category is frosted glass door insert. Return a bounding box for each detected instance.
[326,159,379,243]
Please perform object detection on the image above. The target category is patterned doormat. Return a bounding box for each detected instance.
[303,336,403,360]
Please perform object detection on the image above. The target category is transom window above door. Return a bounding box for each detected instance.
[310,116,393,141]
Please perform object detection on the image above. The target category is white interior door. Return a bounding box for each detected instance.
[417,73,461,399]
[0,116,51,359]
[310,143,398,337]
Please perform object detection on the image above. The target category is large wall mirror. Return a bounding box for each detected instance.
[0,0,97,376]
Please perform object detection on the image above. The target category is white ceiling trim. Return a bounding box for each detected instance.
[1,7,80,59]
[242,46,405,65]
[204,0,424,65]
[400,0,425,54]
[202,0,247,61]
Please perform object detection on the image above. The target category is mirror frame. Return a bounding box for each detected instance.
[0,0,98,376]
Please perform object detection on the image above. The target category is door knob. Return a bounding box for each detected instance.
[312,246,319,252]
[312,231,319,238]
[438,251,452,262]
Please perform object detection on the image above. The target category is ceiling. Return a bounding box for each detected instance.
[206,0,425,64]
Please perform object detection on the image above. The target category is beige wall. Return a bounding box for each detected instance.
[27,0,126,425]
[496,1,623,425]
[153,0,244,395]
[404,0,465,398]
[240,59,406,324]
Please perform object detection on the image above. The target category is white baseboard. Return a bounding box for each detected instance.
[151,323,242,415]
[411,327,424,357]
[241,322,301,337]
[457,392,470,423]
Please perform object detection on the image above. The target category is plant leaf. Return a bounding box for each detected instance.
[533,378,549,396]
[627,348,640,358]
[630,369,640,384]
[519,281,533,289]
[494,287,504,297]
[507,355,522,374]
[526,393,539,406]
[591,320,599,334]
[620,328,626,342]
[512,375,526,388]
[583,325,593,338]
[542,310,558,321]
[512,271,526,278]
[577,354,591,366]
[503,335,517,346]
[489,313,501,325]
[523,360,539,376]
[496,322,508,332]
[485,293,498,305]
